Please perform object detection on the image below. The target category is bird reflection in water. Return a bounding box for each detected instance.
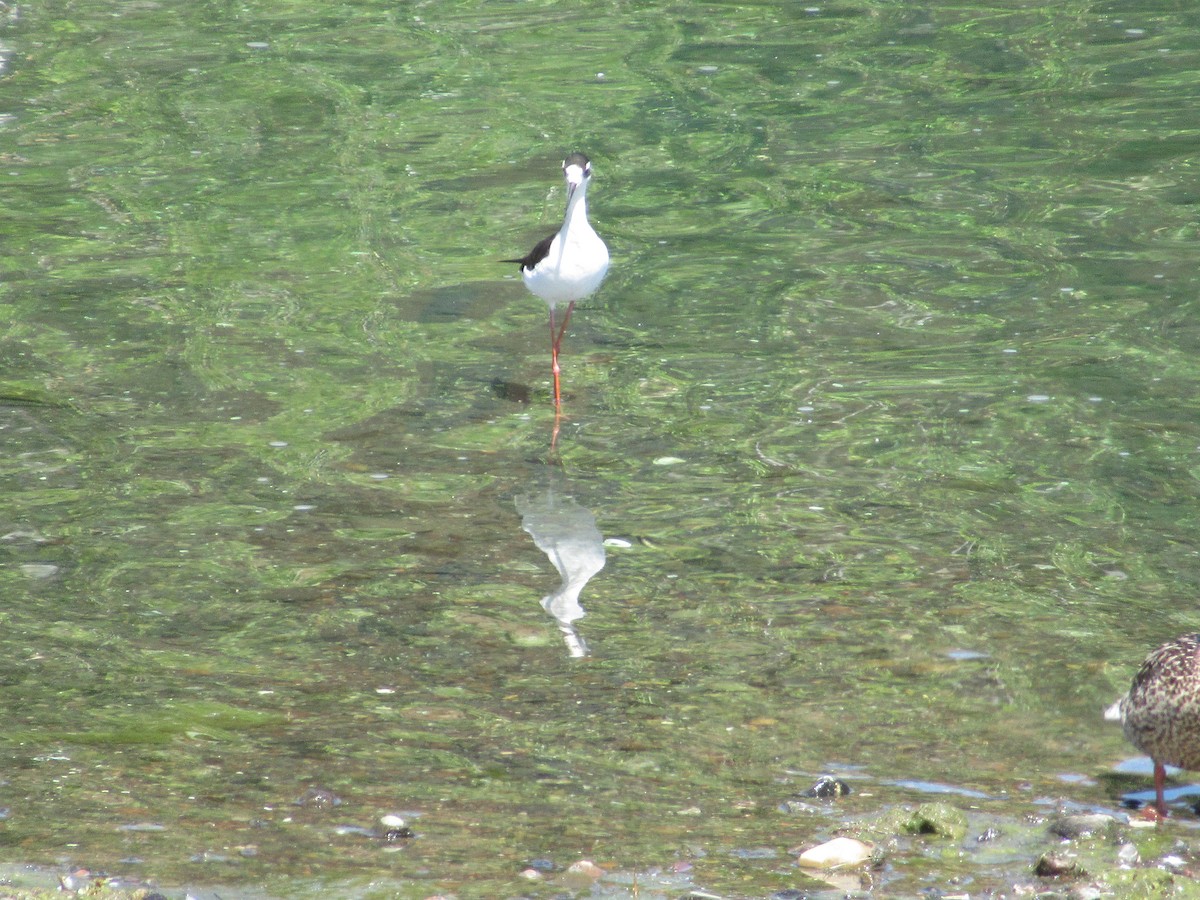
[516,478,606,659]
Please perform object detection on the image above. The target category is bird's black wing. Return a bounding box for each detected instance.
[502,231,556,271]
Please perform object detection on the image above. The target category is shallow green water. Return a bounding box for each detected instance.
[2,0,1200,896]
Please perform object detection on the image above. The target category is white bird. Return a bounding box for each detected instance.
[505,152,610,409]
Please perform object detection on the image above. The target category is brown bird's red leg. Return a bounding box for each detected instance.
[1154,761,1169,820]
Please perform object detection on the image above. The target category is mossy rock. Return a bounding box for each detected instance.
[901,802,969,840]
[859,801,969,841]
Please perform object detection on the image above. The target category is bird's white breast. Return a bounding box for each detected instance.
[522,223,609,307]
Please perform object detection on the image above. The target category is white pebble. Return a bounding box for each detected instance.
[798,836,873,868]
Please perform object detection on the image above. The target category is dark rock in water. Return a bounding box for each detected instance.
[1034,851,1087,878]
[295,787,342,808]
[491,379,531,404]
[976,826,1001,842]
[1048,813,1119,840]
[778,798,818,815]
[805,775,852,799]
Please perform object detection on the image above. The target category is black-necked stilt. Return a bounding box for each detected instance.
[505,152,610,409]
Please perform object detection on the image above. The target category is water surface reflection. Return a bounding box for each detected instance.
[516,468,606,659]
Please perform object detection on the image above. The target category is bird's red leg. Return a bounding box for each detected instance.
[548,301,575,410]
[551,351,562,409]
[553,301,575,354]
[1154,761,1169,820]
[549,307,562,409]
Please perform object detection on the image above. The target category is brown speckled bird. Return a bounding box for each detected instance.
[1106,633,1200,817]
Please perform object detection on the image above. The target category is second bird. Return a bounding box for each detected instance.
[1106,633,1200,818]
[506,152,610,410]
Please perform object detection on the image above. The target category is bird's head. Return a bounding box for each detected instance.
[562,152,592,202]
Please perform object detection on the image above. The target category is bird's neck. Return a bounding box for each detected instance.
[561,190,591,238]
